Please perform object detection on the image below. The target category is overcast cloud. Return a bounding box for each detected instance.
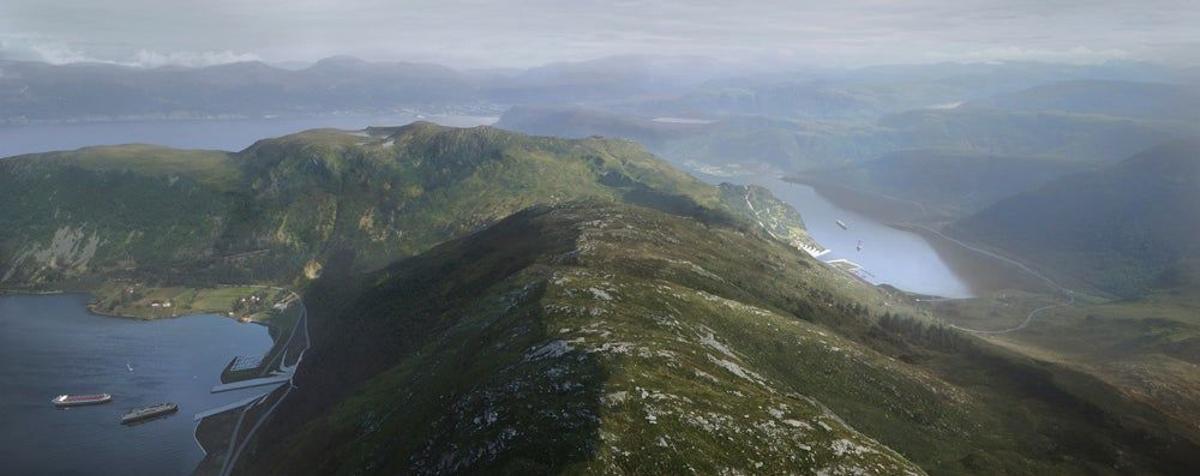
[1,0,1197,68]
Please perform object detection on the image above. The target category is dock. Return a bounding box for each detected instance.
[210,374,289,394]
[227,354,265,372]
[796,241,831,258]
[827,259,876,282]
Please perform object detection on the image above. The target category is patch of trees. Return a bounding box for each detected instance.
[877,312,975,354]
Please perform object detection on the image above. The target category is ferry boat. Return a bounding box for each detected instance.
[52,394,112,407]
[836,219,848,230]
[121,403,178,424]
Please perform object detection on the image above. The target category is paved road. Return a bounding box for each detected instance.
[909,225,1077,335]
[210,375,290,393]
[947,291,1075,335]
[216,290,309,476]
[194,393,272,422]
[912,225,1067,294]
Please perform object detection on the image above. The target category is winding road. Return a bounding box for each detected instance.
[911,224,1067,294]
[214,290,308,476]
[946,291,1075,335]
[909,225,1077,335]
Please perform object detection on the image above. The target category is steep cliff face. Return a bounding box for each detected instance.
[0,146,235,287]
[1,226,102,284]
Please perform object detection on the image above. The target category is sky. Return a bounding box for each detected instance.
[1,0,1198,69]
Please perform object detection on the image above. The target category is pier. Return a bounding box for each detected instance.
[210,374,289,393]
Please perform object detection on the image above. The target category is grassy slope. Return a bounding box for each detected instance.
[950,140,1200,298]
[240,202,1198,475]
[0,144,236,286]
[86,283,284,320]
[0,122,787,292]
[932,286,1200,449]
[926,142,1200,454]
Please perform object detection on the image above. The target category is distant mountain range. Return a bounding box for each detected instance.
[1,56,1192,125]
[0,56,479,121]
[498,103,1197,172]
[966,80,1200,121]
[0,55,738,123]
[789,149,1090,219]
[951,140,1200,297]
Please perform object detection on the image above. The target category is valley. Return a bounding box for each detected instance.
[1,61,1197,476]
[5,3,1200,475]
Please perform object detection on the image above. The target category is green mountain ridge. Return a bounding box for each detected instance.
[0,122,812,290]
[951,140,1200,298]
[1,123,1197,474]
[238,201,1199,475]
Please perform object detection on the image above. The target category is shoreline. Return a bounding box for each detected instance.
[775,178,1053,296]
[897,224,1055,296]
[0,289,280,475]
[1,285,303,474]
[0,288,67,296]
[783,176,943,225]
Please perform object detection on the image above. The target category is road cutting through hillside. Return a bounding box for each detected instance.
[905,225,1078,335]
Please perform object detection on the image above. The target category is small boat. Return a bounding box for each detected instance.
[836,219,848,230]
[121,403,178,424]
[857,240,863,252]
[52,394,112,407]
[126,362,134,372]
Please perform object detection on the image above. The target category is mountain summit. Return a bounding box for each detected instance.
[0,122,811,289]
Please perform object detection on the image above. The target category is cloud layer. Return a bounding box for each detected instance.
[1,0,1197,68]
[0,38,261,67]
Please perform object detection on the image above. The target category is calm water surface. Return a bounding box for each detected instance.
[0,294,272,475]
[0,115,497,475]
[701,174,975,298]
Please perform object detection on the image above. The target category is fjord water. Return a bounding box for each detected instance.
[0,114,499,475]
[0,116,976,475]
[700,173,976,298]
[0,294,271,475]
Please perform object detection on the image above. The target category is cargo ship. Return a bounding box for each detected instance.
[52,393,112,407]
[121,403,178,424]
